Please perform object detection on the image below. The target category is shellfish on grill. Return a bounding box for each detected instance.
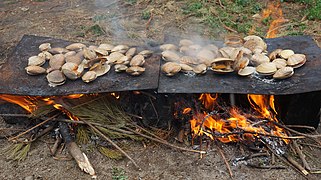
[130,55,145,67]
[211,58,234,74]
[82,71,97,83]
[39,43,51,52]
[238,66,256,76]
[49,47,69,54]
[28,56,46,66]
[83,48,97,60]
[162,50,181,62]
[251,53,270,66]
[280,49,295,59]
[196,49,216,66]
[256,62,277,75]
[193,64,207,74]
[125,47,137,58]
[224,34,244,47]
[273,66,294,80]
[107,52,126,64]
[111,45,129,54]
[114,64,128,72]
[243,35,267,52]
[46,70,66,87]
[25,66,46,75]
[89,63,111,77]
[65,43,86,51]
[126,66,145,76]
[48,54,65,71]
[161,62,181,76]
[179,63,193,72]
[287,54,306,68]
[272,58,287,69]
[138,50,153,58]
[268,49,282,60]
[179,56,198,65]
[160,44,178,51]
[99,43,114,52]
[61,62,84,80]
[38,51,53,60]
[179,39,193,47]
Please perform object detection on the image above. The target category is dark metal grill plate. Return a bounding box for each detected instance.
[0,35,160,96]
[158,36,321,95]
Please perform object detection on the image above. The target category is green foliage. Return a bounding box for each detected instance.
[2,143,31,161]
[182,2,204,17]
[141,10,151,20]
[88,24,105,36]
[292,0,321,20]
[112,167,128,180]
[124,0,137,5]
[98,146,123,160]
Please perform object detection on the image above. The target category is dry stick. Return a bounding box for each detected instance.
[215,141,233,178]
[124,127,206,154]
[286,156,309,176]
[299,142,321,149]
[285,125,316,131]
[8,113,59,141]
[148,96,159,123]
[261,139,308,179]
[82,119,141,170]
[293,140,311,171]
[0,113,30,117]
[272,121,321,138]
[126,113,143,119]
[217,0,225,8]
[51,136,63,156]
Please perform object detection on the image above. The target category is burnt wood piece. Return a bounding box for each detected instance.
[0,35,160,96]
[158,35,321,95]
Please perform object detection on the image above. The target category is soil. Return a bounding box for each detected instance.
[0,0,321,180]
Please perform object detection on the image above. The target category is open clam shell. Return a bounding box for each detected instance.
[273,67,294,79]
[39,43,51,52]
[162,62,181,76]
[126,66,145,76]
[256,62,277,75]
[268,49,282,60]
[89,63,111,77]
[238,66,256,76]
[62,62,83,80]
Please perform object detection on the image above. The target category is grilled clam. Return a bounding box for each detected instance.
[49,47,69,54]
[48,54,65,71]
[234,57,250,71]
[268,49,282,60]
[126,47,137,58]
[89,63,111,77]
[162,62,181,76]
[65,55,82,65]
[256,62,277,75]
[287,54,306,68]
[111,45,129,54]
[25,66,46,75]
[179,39,193,47]
[224,34,244,47]
[196,49,216,66]
[39,43,51,52]
[115,56,129,65]
[280,49,295,59]
[38,51,53,60]
[203,44,219,55]
[46,70,66,87]
[219,47,239,59]
[64,51,77,57]
[138,50,153,58]
[179,56,198,65]
[82,71,97,83]
[130,55,145,67]
[272,58,287,69]
[65,43,86,51]
[94,48,109,56]
[193,64,207,74]
[114,64,128,72]
[243,35,267,51]
[83,48,97,60]
[99,43,114,52]
[162,50,180,62]
[211,58,234,74]
[107,52,125,64]
[251,53,270,66]
[160,44,178,51]
[61,62,83,80]
[238,66,256,76]
[273,67,294,80]
[28,56,46,66]
[126,66,145,76]
[179,63,193,72]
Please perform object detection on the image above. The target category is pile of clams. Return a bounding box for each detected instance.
[25,42,153,87]
[160,35,306,80]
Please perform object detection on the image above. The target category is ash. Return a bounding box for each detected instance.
[251,72,280,85]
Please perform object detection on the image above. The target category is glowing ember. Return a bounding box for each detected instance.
[262,1,288,38]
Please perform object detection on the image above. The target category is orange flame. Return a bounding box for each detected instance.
[199,93,217,110]
[262,1,288,38]
[0,94,38,113]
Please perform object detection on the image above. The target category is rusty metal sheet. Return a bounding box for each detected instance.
[0,35,160,96]
[158,35,321,95]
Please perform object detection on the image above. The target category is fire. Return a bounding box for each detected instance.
[186,93,289,144]
[262,1,288,38]
[0,94,38,113]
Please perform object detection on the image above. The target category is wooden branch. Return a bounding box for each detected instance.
[59,122,96,178]
[271,121,321,138]
[216,141,233,178]
[285,125,315,131]
[293,140,311,171]
[286,156,309,176]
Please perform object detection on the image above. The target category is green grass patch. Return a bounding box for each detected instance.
[112,167,128,180]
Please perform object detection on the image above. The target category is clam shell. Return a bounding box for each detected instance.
[211,58,234,73]
[179,63,193,72]
[130,55,145,67]
[234,57,249,71]
[238,66,256,76]
[61,62,82,80]
[111,45,129,54]
[65,55,82,65]
[138,50,153,58]
[83,48,97,60]
[126,66,145,76]
[203,44,219,55]
[179,56,199,65]
[189,44,202,51]
[160,44,178,51]
[243,35,267,51]
[224,34,244,47]
[219,47,239,59]
[89,63,111,77]
[114,64,128,72]
[268,49,282,60]
[46,70,66,87]
[196,49,216,65]
[49,54,65,70]
[38,51,53,60]
[162,50,181,62]
[287,54,306,68]
[256,62,277,75]
[273,67,294,79]
[280,49,295,59]
[251,53,270,66]
[49,47,69,54]
[272,58,287,69]
[28,56,46,66]
[193,64,207,74]
[82,71,97,83]
[25,66,46,75]
[39,43,51,52]
[161,62,181,76]
[115,56,129,65]
[179,39,193,47]
[126,47,137,58]
[94,48,109,56]
[99,43,115,52]
[65,43,86,51]
[64,51,77,57]
[107,52,125,64]
[179,46,191,55]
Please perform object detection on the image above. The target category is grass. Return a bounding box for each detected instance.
[293,0,321,20]
[112,167,128,180]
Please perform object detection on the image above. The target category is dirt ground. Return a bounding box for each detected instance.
[1,0,321,179]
